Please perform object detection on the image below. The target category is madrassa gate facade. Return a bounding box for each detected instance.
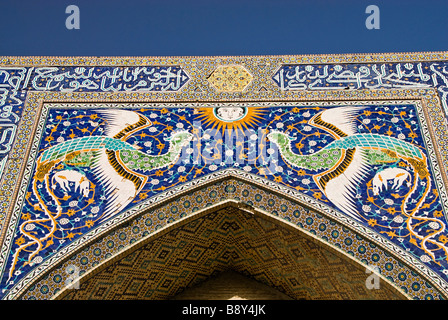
[1,53,448,300]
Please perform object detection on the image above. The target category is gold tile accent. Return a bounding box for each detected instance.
[207,65,253,92]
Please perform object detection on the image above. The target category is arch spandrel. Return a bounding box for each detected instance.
[12,175,446,300]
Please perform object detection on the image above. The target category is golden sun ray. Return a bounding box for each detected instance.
[194,106,267,136]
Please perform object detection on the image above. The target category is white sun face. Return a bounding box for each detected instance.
[195,106,266,136]
[215,107,246,122]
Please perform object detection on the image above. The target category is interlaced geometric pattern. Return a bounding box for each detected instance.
[58,207,404,300]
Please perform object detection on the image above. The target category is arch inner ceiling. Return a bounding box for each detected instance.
[55,204,406,300]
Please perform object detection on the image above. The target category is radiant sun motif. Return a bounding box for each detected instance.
[194,106,267,135]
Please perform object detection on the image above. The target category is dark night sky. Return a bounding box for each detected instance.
[0,0,447,56]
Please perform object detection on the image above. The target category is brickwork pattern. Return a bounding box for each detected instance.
[59,207,404,300]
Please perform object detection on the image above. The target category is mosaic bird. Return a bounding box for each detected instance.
[36,109,193,220]
[267,106,430,223]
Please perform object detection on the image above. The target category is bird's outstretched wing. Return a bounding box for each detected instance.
[309,106,366,139]
[313,148,370,222]
[94,109,152,141]
[91,149,147,220]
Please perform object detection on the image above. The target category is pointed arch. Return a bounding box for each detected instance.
[9,170,447,300]
[53,202,406,300]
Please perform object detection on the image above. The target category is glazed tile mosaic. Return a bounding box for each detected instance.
[1,52,448,299]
